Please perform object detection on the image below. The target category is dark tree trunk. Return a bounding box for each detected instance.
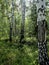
[9,23,12,42]
[20,25,24,43]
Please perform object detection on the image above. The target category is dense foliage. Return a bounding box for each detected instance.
[0,0,49,65]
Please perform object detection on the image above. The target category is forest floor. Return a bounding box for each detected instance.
[0,40,49,65]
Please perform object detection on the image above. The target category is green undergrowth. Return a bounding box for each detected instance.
[0,40,39,65]
[0,39,49,65]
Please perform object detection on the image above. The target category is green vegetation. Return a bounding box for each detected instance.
[0,41,39,65]
[0,0,49,65]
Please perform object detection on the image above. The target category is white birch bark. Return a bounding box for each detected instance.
[20,0,25,43]
[36,0,49,65]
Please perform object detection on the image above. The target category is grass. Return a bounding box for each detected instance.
[0,38,49,65]
[0,40,39,65]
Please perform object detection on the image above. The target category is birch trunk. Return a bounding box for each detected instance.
[10,0,15,42]
[20,0,25,43]
[36,0,49,65]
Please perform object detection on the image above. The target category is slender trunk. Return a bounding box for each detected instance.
[9,22,12,42]
[37,0,49,65]
[9,0,15,42]
[20,0,25,43]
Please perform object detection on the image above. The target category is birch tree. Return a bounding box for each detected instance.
[10,0,15,42]
[30,0,37,36]
[36,0,49,65]
[20,0,25,43]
